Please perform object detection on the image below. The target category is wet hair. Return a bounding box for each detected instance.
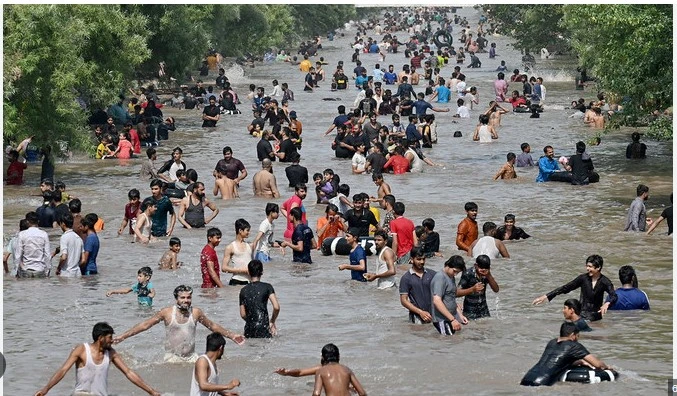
[127,189,140,201]
[636,184,649,196]
[290,207,303,221]
[173,284,193,299]
[520,142,530,151]
[586,254,604,270]
[383,194,395,207]
[186,169,198,183]
[150,179,163,189]
[326,203,339,214]
[321,343,340,365]
[83,213,99,229]
[371,173,383,182]
[169,237,181,247]
[576,141,586,154]
[175,169,186,179]
[563,298,582,315]
[456,98,464,107]
[504,214,516,222]
[543,145,553,154]
[482,221,497,234]
[475,254,491,269]
[560,321,580,337]
[464,202,478,211]
[69,198,82,214]
[25,211,39,225]
[352,194,363,203]
[59,212,74,228]
[295,183,307,192]
[507,152,516,161]
[248,259,264,278]
[422,218,435,230]
[141,197,156,212]
[235,218,251,233]
[138,266,153,277]
[414,225,426,239]
[207,227,222,239]
[265,203,279,215]
[410,246,425,259]
[374,229,388,240]
[618,265,638,288]
[55,181,66,191]
[444,255,466,271]
[92,322,115,342]
[222,146,233,155]
[338,184,350,196]
[206,332,226,352]
[172,146,183,154]
[393,201,405,216]
[19,218,29,231]
[479,114,490,125]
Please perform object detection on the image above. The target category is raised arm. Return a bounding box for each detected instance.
[110,350,161,395]
[35,344,83,396]
[113,309,165,343]
[196,308,245,345]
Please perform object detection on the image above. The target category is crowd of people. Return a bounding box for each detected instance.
[3,6,671,395]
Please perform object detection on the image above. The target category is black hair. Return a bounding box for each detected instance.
[393,201,405,216]
[374,229,388,240]
[338,184,351,196]
[482,221,497,234]
[586,254,604,270]
[475,254,491,269]
[235,218,251,233]
[321,343,340,365]
[138,266,153,277]
[173,284,193,299]
[326,203,339,214]
[92,322,115,342]
[464,202,478,211]
[141,197,156,212]
[352,194,363,202]
[313,172,323,182]
[422,218,435,230]
[222,146,233,155]
[83,213,99,229]
[265,203,280,215]
[563,298,582,315]
[618,265,638,288]
[207,227,222,239]
[507,152,516,161]
[504,213,516,222]
[248,259,264,278]
[290,207,303,221]
[636,184,649,196]
[383,194,396,207]
[444,255,466,271]
[410,246,425,259]
[68,198,82,214]
[576,141,586,154]
[186,169,198,183]
[128,189,140,200]
[560,321,579,337]
[520,142,530,151]
[372,173,383,181]
[206,332,226,352]
[295,183,307,192]
[150,179,163,188]
[169,237,181,247]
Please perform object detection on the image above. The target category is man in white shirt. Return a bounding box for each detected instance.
[15,211,51,278]
[56,213,84,277]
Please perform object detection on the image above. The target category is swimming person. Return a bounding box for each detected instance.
[312,343,367,396]
[106,266,156,307]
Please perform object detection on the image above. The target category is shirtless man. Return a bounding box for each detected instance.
[369,173,391,206]
[113,285,245,361]
[253,158,280,198]
[484,100,509,129]
[178,182,219,229]
[36,322,161,396]
[313,344,367,396]
[584,107,605,128]
[493,152,517,180]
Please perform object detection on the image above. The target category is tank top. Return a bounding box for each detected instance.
[165,306,197,357]
[185,196,206,228]
[135,213,152,242]
[472,236,500,258]
[74,343,109,396]
[478,125,492,142]
[229,241,252,283]
[190,354,220,396]
[406,148,423,173]
[376,247,396,289]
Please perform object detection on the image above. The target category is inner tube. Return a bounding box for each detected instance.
[164,188,186,199]
[559,367,619,384]
[321,237,376,256]
[433,31,453,49]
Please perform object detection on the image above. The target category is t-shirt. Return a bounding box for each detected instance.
[117,139,133,159]
[399,268,437,322]
[365,152,387,175]
[215,158,246,180]
[456,105,470,118]
[291,223,314,263]
[520,339,590,386]
[344,209,378,237]
[435,86,451,103]
[124,202,140,235]
[278,139,298,163]
[413,100,433,117]
[348,245,367,282]
[352,152,366,173]
[256,139,275,162]
[515,152,534,167]
[83,233,99,274]
[255,219,274,255]
[661,206,673,235]
[458,268,491,319]
[430,270,458,323]
[390,216,415,258]
[239,281,275,338]
[150,195,174,237]
[383,155,410,174]
[283,195,306,239]
[200,244,220,288]
[59,229,83,277]
[607,287,650,310]
[202,105,220,127]
[132,281,154,306]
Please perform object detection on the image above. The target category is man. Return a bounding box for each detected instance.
[280,207,316,264]
[113,285,245,360]
[15,211,51,278]
[304,67,316,92]
[430,255,469,335]
[338,228,367,282]
[274,127,299,163]
[520,322,612,386]
[624,184,652,232]
[413,92,450,121]
[399,247,436,324]
[140,147,160,180]
[253,158,280,198]
[299,54,312,72]
[248,109,266,135]
[457,254,499,319]
[202,96,221,127]
[312,343,367,396]
[148,179,176,237]
[35,322,161,396]
[6,149,27,185]
[324,105,350,136]
[190,333,240,396]
[455,202,479,255]
[214,147,248,200]
[646,193,672,235]
[284,153,308,188]
[344,194,379,238]
[55,213,83,277]
[157,147,187,183]
[470,221,510,259]
[626,131,647,159]
[606,265,650,310]
[36,190,59,228]
[516,143,534,167]
[177,182,219,229]
[281,183,308,240]
[394,75,416,99]
[536,145,566,182]
[364,230,396,289]
[389,201,415,266]
[256,129,277,162]
[239,259,280,338]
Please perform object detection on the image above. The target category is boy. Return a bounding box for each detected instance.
[430,255,468,334]
[118,188,141,236]
[133,198,157,244]
[495,214,531,240]
[239,259,280,338]
[420,218,442,258]
[201,228,223,288]
[222,219,253,286]
[56,213,83,277]
[457,254,500,319]
[453,98,470,118]
[493,152,517,180]
[106,266,156,306]
[515,142,535,167]
[455,202,479,255]
[563,298,592,332]
[81,213,100,275]
[252,203,284,263]
[281,207,316,263]
[338,228,367,282]
[313,344,367,396]
[159,237,182,269]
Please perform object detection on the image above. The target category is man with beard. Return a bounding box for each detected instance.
[35,322,161,396]
[213,146,248,200]
[177,182,220,229]
[190,333,241,396]
[113,285,245,361]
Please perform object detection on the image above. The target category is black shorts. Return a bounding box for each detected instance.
[433,320,455,335]
[229,278,249,286]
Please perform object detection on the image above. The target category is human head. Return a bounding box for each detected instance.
[563,298,582,316]
[58,212,74,229]
[169,237,181,248]
[479,114,489,125]
[141,197,157,212]
[222,146,233,156]
[575,141,586,154]
[631,132,641,142]
[444,255,466,272]
[138,266,153,279]
[265,203,279,216]
[146,147,156,159]
[235,218,250,234]
[464,202,478,212]
[290,207,303,222]
[206,332,226,355]
[520,143,530,153]
[173,284,193,300]
[393,201,405,216]
[618,265,638,288]
[92,322,115,343]
[586,254,604,270]
[82,213,99,230]
[559,321,580,338]
[636,184,649,197]
[69,198,82,214]
[543,145,554,158]
[507,152,516,162]
[321,343,340,365]
[248,259,264,278]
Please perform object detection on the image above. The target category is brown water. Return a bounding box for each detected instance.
[3,6,673,395]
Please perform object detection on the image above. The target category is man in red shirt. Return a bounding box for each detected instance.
[281,183,307,240]
[383,146,410,174]
[6,149,27,185]
[200,227,223,288]
[389,201,415,266]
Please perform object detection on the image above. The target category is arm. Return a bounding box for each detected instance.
[167,209,177,236]
[110,350,161,395]
[106,287,133,296]
[35,345,83,396]
[432,295,461,330]
[432,106,450,113]
[118,216,129,235]
[490,126,498,139]
[399,294,432,322]
[312,372,324,396]
[496,240,510,258]
[582,354,610,370]
[646,215,665,235]
[349,370,368,396]
[270,175,280,198]
[196,309,245,345]
[533,275,583,305]
[113,310,165,343]
[275,366,320,377]
[236,168,248,184]
[472,126,480,141]
[338,257,366,272]
[221,245,249,276]
[207,260,224,288]
[493,165,507,180]
[204,199,219,225]
[599,277,617,314]
[485,272,499,293]
[365,249,396,281]
[177,199,191,229]
[269,293,280,335]
[133,215,150,243]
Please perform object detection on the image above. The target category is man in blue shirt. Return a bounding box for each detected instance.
[324,105,350,136]
[429,78,451,103]
[607,265,650,310]
[536,145,563,182]
[383,64,398,85]
[413,92,450,122]
[405,115,423,146]
[282,207,316,263]
[338,228,367,281]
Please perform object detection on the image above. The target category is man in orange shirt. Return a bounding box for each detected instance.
[456,202,479,255]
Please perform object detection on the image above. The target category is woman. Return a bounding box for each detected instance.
[316,204,346,250]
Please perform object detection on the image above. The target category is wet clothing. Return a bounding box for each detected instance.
[132,281,154,306]
[202,105,220,127]
[344,208,378,238]
[74,343,110,396]
[256,138,275,162]
[624,197,647,232]
[572,317,592,332]
[536,156,560,182]
[458,268,491,319]
[184,197,206,228]
[399,268,437,324]
[472,236,500,258]
[282,195,306,239]
[420,231,440,258]
[520,339,590,386]
[227,241,252,284]
[291,223,314,264]
[239,281,276,338]
[545,273,617,321]
[390,216,415,258]
[607,287,650,310]
[348,245,367,282]
[515,152,534,167]
[626,142,647,159]
[495,226,530,240]
[200,244,220,288]
[430,270,459,324]
[123,202,140,234]
[165,306,197,358]
[285,164,308,188]
[215,158,245,180]
[190,354,219,396]
[6,160,27,185]
[150,195,174,237]
[83,232,99,275]
[660,206,673,235]
[568,153,597,185]
[383,155,410,174]
[456,217,478,252]
[375,247,396,289]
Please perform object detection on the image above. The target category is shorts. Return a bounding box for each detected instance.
[83,270,98,276]
[433,320,455,335]
[255,251,271,263]
[396,251,411,266]
[408,312,424,324]
[17,268,47,278]
[229,278,249,286]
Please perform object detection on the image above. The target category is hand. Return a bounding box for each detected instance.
[270,322,277,336]
[532,295,548,305]
[106,291,113,297]
[363,273,376,282]
[140,236,149,244]
[458,314,469,325]
[419,310,432,323]
[598,302,610,315]
[275,368,288,375]
[230,379,241,388]
[472,282,484,293]
[117,228,123,235]
[451,319,462,331]
[112,337,123,344]
[232,334,246,345]
[338,264,346,271]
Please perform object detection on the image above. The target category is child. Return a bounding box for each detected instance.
[329,184,352,216]
[118,188,141,236]
[420,218,442,258]
[133,197,157,244]
[106,266,156,307]
[174,169,190,190]
[54,181,76,203]
[453,98,470,118]
[252,203,284,263]
[96,135,114,159]
[159,237,182,269]
[496,60,507,72]
[201,227,224,288]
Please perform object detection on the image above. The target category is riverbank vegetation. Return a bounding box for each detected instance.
[481,4,673,140]
[3,4,373,153]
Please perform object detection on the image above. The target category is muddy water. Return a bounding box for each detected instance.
[3,6,672,395]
